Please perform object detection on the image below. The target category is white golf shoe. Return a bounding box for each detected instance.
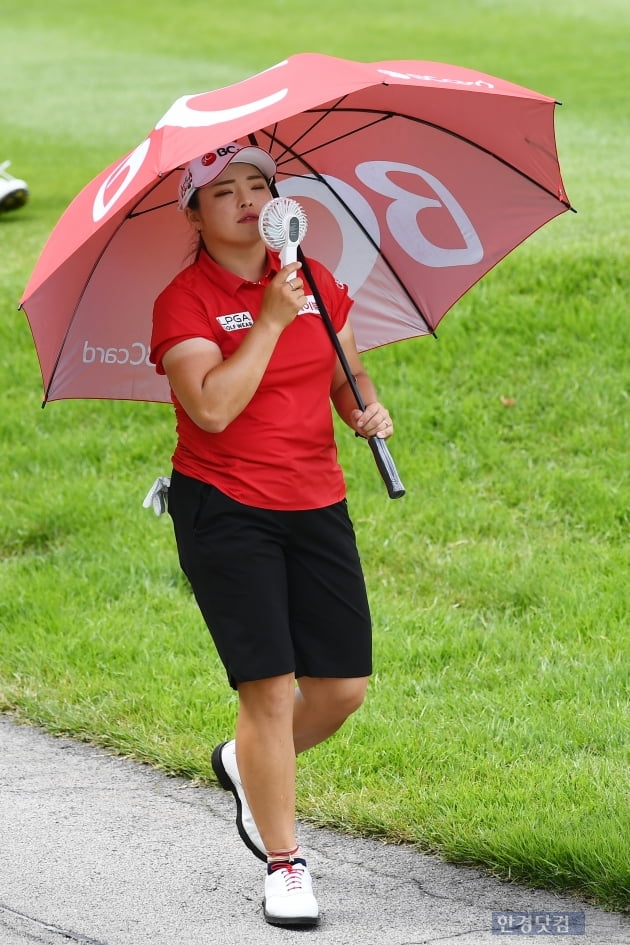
[0,161,29,212]
[211,740,266,861]
[263,858,319,926]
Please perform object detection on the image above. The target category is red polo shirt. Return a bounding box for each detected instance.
[150,249,352,510]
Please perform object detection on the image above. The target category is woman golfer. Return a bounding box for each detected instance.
[150,142,394,926]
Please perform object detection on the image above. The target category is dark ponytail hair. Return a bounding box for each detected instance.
[183,190,204,263]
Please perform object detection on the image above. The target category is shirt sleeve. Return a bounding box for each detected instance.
[150,278,218,375]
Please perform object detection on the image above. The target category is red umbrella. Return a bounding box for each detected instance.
[20,52,572,407]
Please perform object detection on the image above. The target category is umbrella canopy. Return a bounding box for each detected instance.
[20,53,572,405]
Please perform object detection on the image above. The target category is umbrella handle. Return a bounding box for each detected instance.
[368,436,406,499]
[296,249,406,500]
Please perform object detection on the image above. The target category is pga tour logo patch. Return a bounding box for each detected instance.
[216,297,319,333]
[216,312,254,332]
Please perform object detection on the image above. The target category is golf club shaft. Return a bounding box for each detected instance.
[297,249,405,500]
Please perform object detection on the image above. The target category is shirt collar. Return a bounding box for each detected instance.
[196,247,281,289]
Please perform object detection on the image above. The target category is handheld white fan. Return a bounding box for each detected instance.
[258,197,308,275]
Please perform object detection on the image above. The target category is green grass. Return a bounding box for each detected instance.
[1,0,629,914]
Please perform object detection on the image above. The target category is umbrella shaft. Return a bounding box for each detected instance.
[297,248,405,500]
[296,249,366,411]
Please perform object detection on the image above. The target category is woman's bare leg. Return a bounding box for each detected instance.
[235,674,369,852]
[293,676,369,755]
[235,673,298,854]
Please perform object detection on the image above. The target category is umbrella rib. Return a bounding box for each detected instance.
[275,119,392,171]
[128,198,177,218]
[301,106,571,207]
[258,95,361,166]
[316,169,436,333]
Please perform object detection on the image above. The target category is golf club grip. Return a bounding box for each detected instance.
[368,436,406,499]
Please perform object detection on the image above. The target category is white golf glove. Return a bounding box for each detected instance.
[142,476,171,516]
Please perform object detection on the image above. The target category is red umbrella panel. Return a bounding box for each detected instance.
[20,54,572,405]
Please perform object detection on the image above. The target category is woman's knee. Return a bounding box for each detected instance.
[339,677,369,716]
[237,673,296,721]
[300,676,369,722]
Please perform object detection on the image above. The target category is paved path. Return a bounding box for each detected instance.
[1,716,627,944]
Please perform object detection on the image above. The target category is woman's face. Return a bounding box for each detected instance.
[185,162,272,252]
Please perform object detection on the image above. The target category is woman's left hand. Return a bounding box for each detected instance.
[351,402,394,439]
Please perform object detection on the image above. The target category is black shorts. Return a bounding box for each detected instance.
[168,469,372,689]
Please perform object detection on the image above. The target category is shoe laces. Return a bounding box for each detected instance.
[269,860,306,891]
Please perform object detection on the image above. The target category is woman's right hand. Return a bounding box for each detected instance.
[258,262,305,332]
